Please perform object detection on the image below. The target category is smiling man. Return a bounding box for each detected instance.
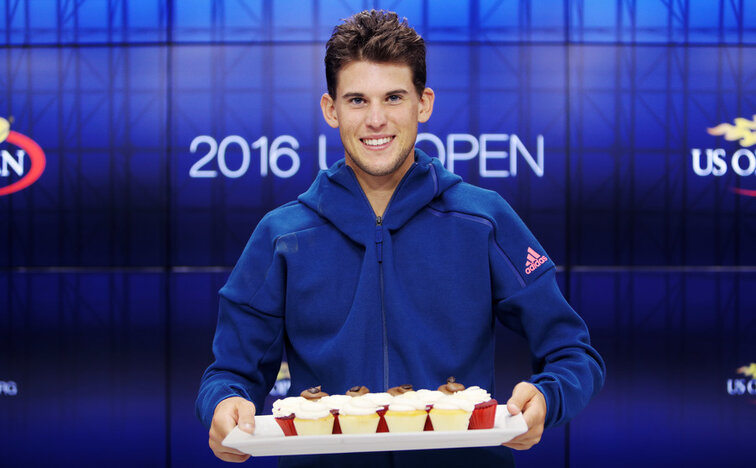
[197,10,605,467]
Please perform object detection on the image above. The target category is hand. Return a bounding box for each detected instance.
[208,396,256,463]
[502,382,547,450]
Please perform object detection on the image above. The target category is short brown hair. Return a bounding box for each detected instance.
[325,10,426,98]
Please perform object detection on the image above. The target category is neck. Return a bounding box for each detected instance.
[347,151,415,218]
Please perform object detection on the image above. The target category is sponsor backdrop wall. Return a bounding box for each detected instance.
[2,1,756,467]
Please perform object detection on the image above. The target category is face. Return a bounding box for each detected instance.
[321,61,434,184]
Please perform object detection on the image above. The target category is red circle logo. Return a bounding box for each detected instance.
[0,129,46,196]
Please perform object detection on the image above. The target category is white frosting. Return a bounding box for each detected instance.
[363,392,393,407]
[320,394,351,411]
[455,386,491,404]
[388,393,427,411]
[340,396,380,416]
[432,396,475,412]
[272,396,304,417]
[415,389,444,405]
[294,400,331,420]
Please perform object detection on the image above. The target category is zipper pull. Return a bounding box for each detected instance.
[375,216,383,263]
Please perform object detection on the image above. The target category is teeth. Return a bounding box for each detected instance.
[363,137,392,146]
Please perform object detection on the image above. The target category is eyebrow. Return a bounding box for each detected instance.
[340,89,409,100]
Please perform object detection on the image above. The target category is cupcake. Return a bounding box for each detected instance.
[456,386,498,429]
[383,393,428,432]
[415,389,445,431]
[429,396,474,431]
[337,396,381,434]
[272,396,304,436]
[438,376,465,395]
[362,392,393,433]
[320,394,351,434]
[293,399,335,436]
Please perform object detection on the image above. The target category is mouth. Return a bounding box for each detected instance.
[360,135,395,150]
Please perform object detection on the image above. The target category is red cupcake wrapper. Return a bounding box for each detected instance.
[331,409,342,434]
[423,405,434,431]
[376,407,389,433]
[468,398,498,430]
[275,415,297,436]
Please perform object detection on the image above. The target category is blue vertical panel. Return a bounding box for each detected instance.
[684,46,753,266]
[569,271,756,467]
[745,2,756,44]
[635,0,674,43]
[173,0,216,42]
[171,43,324,266]
[169,271,281,467]
[688,1,724,44]
[0,196,7,266]
[569,0,617,43]
[568,45,622,265]
[427,0,471,41]
[480,0,565,42]
[66,0,108,43]
[271,0,314,41]
[269,44,323,205]
[478,0,521,42]
[223,0,267,41]
[0,272,167,467]
[7,47,167,267]
[173,0,267,42]
[125,0,167,43]
[569,43,751,267]
[8,0,57,44]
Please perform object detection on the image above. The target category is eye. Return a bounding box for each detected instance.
[349,97,365,105]
[387,94,402,103]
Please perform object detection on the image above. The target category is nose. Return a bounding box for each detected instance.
[365,102,387,129]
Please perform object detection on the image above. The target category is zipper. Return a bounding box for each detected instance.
[377,217,389,391]
[346,162,419,391]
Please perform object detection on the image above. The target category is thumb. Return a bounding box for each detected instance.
[236,400,257,434]
[507,382,536,416]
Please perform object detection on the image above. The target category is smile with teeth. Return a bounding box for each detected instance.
[362,136,394,146]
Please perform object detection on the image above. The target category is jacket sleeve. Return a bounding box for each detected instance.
[488,200,605,428]
[195,215,286,430]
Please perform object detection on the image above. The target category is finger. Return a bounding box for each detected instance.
[507,382,537,416]
[503,431,540,451]
[216,451,250,463]
[236,401,257,434]
[213,406,239,437]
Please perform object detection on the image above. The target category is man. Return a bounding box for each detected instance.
[197,10,605,467]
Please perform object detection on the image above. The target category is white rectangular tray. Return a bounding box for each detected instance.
[222,405,527,456]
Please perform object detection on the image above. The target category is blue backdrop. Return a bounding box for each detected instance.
[2,1,756,467]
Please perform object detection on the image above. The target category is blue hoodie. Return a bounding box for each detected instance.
[197,149,605,466]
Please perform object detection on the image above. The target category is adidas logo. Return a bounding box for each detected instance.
[524,247,548,275]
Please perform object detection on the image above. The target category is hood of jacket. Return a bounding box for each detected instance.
[297,148,461,245]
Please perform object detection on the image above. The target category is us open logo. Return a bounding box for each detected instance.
[726,363,756,404]
[691,115,756,197]
[0,116,46,197]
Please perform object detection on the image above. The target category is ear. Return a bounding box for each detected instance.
[417,87,435,124]
[320,93,339,128]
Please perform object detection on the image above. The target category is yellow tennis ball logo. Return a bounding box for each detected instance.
[0,117,10,144]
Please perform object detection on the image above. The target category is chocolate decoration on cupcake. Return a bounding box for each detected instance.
[301,386,329,400]
[438,376,465,394]
[387,384,413,396]
[346,385,370,397]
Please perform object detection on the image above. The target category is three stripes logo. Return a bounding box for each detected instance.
[524,247,547,275]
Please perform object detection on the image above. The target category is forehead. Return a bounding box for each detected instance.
[336,60,414,95]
